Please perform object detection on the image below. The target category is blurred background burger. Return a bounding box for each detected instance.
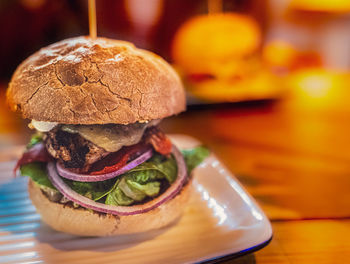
[171,12,281,103]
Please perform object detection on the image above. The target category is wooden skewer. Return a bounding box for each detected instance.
[88,0,97,38]
[208,0,223,14]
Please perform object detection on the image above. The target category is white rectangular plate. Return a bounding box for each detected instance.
[0,135,272,264]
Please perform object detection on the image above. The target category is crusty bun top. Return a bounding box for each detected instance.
[7,36,186,124]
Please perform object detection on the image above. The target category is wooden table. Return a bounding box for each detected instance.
[160,85,350,263]
[0,82,349,263]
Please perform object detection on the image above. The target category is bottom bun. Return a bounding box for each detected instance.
[28,178,192,236]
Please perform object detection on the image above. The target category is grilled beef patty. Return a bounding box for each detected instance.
[44,128,109,171]
[44,125,170,173]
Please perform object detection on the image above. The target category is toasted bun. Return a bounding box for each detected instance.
[7,36,185,124]
[28,178,192,236]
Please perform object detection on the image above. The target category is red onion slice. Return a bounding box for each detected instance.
[56,149,153,182]
[47,145,187,216]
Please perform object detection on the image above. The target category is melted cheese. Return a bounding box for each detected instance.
[61,120,159,152]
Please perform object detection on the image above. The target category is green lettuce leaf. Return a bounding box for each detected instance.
[105,185,134,206]
[125,154,177,183]
[181,146,210,174]
[104,155,175,206]
[20,162,56,190]
[127,180,160,197]
[63,178,115,201]
[26,133,43,149]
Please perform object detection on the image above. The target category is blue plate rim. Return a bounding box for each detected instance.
[198,235,273,263]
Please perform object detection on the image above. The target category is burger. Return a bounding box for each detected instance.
[7,36,209,236]
[172,13,280,103]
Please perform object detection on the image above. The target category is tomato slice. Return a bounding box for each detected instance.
[87,127,172,175]
[89,143,149,175]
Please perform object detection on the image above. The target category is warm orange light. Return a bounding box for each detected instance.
[263,40,298,69]
[0,90,21,134]
[288,69,346,99]
[290,0,350,12]
[172,13,261,74]
[287,68,350,111]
